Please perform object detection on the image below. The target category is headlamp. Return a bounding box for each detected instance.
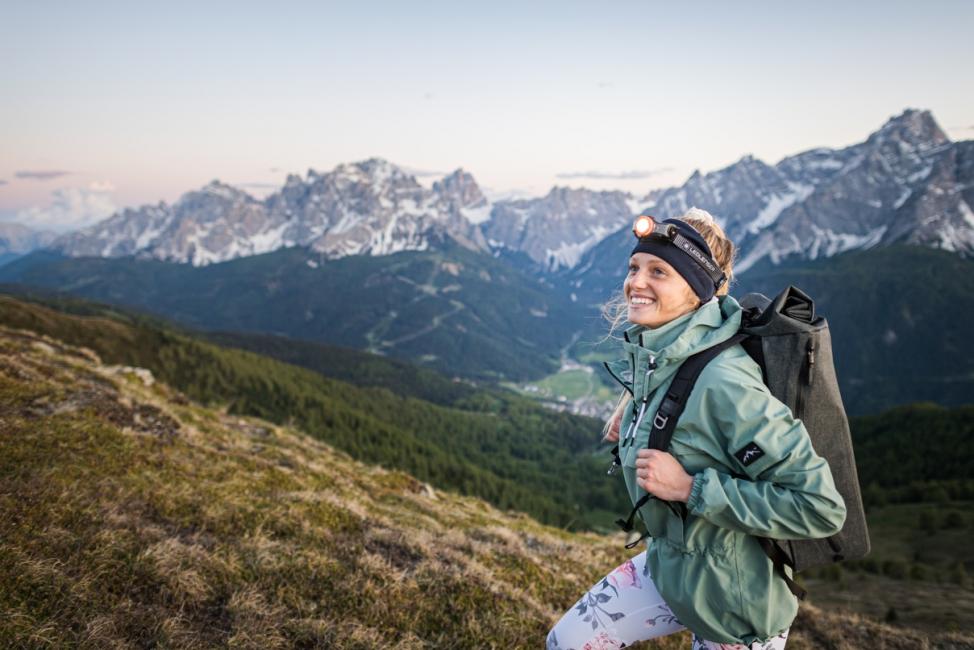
[631,214,726,290]
[632,214,677,241]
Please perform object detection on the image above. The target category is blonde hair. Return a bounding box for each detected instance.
[599,207,736,440]
[678,207,735,295]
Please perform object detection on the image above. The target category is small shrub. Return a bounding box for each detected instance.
[918,510,938,535]
[949,562,968,587]
[909,563,926,581]
[943,511,965,529]
[859,558,880,574]
[930,486,950,503]
[882,560,907,580]
[821,564,842,582]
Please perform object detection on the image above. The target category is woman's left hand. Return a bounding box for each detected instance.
[635,449,695,503]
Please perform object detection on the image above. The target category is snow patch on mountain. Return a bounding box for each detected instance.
[747,183,814,234]
[545,224,615,269]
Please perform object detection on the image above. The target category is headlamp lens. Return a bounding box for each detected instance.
[632,215,656,238]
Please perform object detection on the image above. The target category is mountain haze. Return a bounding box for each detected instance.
[0,239,578,380]
[0,221,57,267]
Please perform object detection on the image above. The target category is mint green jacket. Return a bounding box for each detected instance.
[616,295,846,645]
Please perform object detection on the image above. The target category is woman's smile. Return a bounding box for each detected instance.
[629,294,657,307]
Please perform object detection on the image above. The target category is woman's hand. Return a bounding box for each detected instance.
[602,411,621,443]
[635,449,694,502]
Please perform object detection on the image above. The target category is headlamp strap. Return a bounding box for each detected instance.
[671,232,726,287]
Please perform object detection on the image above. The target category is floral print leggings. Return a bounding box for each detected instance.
[547,550,789,650]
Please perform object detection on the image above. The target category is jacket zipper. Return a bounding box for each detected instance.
[623,354,657,447]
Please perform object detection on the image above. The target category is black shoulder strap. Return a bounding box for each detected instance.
[757,538,807,600]
[615,333,747,532]
[648,332,749,453]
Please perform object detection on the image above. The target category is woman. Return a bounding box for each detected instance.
[547,208,846,650]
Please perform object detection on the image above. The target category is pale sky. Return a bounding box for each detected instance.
[2,1,973,232]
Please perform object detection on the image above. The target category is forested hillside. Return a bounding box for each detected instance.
[0,290,625,531]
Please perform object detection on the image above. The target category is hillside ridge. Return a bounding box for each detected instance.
[2,322,972,648]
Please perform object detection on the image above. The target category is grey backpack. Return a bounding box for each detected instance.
[613,286,871,600]
[734,286,871,598]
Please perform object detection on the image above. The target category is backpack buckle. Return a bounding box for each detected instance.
[653,413,669,429]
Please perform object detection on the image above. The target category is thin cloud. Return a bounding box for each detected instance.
[402,166,448,178]
[16,182,117,233]
[238,182,279,188]
[0,179,7,186]
[556,168,674,180]
[15,170,72,181]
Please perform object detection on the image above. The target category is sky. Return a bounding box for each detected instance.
[2,0,973,233]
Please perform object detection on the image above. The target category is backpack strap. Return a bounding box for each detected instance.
[615,333,748,532]
[756,538,807,600]
[648,333,749,453]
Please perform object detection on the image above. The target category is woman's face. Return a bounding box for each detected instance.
[625,252,700,328]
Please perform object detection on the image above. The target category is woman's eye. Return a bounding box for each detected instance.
[628,266,638,274]
[652,267,666,276]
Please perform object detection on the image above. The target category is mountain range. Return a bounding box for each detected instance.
[21,108,970,280]
[2,108,972,415]
[43,160,647,273]
[565,108,974,306]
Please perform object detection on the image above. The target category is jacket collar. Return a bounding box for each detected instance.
[623,295,743,364]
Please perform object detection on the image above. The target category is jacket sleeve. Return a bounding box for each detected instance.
[685,361,847,540]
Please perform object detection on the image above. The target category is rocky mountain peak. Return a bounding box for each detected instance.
[432,169,487,210]
[577,107,972,284]
[197,180,254,203]
[483,185,637,270]
[866,109,950,152]
[332,157,414,187]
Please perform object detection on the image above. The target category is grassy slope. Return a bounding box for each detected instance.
[2,326,972,648]
[0,292,625,532]
[0,324,629,648]
[801,500,974,637]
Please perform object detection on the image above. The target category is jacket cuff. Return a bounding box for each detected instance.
[686,470,708,513]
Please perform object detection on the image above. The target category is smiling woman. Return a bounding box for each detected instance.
[550,207,846,649]
[625,253,701,328]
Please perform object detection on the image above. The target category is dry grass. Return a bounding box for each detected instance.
[1,324,971,649]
